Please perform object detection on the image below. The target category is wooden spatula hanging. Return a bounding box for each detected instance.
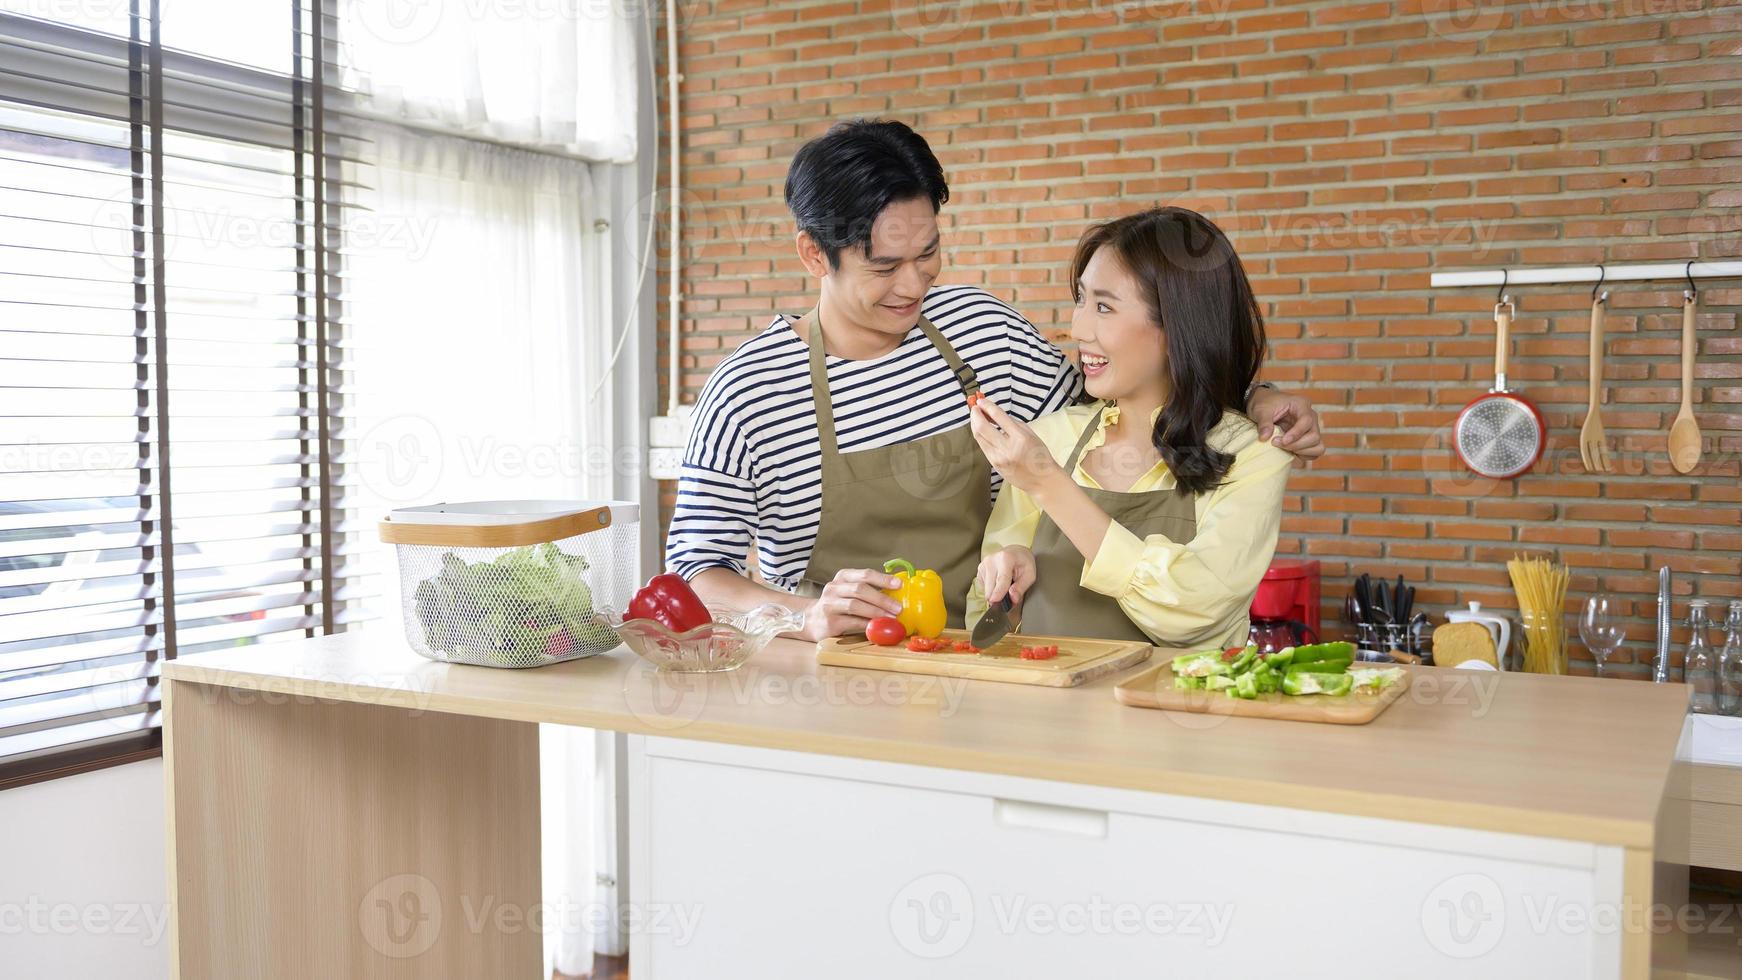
[1668,285,1701,474]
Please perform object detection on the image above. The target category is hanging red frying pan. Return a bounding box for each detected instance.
[1454,297,1545,479]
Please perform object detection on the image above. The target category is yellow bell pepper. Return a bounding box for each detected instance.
[883,558,947,639]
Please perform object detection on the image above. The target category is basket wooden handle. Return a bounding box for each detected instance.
[379,506,612,548]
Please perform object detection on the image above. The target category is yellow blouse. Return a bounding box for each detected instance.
[965,402,1293,650]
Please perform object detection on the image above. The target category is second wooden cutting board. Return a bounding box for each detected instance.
[816,629,1151,687]
[1115,660,1413,725]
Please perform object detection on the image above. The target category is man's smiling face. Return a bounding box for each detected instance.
[825,196,942,337]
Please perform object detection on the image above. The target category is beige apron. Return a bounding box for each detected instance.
[1019,403,1199,643]
[797,308,992,627]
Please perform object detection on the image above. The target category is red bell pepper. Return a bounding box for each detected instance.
[627,573,712,633]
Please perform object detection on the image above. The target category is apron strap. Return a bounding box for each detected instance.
[913,316,982,401]
[1062,403,1108,472]
[804,313,840,459]
[805,308,979,461]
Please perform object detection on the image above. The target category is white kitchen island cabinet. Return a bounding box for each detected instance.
[161,628,1690,980]
[633,737,1661,979]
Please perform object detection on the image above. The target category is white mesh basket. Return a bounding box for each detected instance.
[380,500,639,668]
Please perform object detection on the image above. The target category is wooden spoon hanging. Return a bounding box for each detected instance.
[1668,289,1701,474]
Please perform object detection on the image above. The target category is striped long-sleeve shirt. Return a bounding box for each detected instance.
[665,285,1083,590]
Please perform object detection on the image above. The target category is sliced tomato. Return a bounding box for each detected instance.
[905,636,942,653]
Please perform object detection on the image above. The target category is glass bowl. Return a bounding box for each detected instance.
[603,603,802,672]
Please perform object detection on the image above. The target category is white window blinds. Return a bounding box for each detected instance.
[0,0,364,788]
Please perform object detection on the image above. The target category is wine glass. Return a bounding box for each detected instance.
[1579,594,1626,678]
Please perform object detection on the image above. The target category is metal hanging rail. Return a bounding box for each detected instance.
[1430,260,1742,289]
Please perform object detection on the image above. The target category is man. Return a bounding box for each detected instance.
[667,119,1323,641]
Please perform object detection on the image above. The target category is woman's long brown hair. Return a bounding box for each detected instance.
[1068,207,1267,495]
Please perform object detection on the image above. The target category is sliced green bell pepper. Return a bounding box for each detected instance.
[1282,672,1354,697]
[1226,646,1259,675]
[1233,671,1259,699]
[1286,657,1351,675]
[1289,642,1356,666]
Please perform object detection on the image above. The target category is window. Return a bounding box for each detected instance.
[0,1,361,788]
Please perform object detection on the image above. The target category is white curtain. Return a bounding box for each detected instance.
[346,126,618,509]
[345,124,622,978]
[338,0,639,162]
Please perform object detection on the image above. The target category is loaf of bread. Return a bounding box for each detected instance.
[1432,621,1499,669]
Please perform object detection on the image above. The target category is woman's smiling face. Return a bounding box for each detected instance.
[1070,247,1167,404]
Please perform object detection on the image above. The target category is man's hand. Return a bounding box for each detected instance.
[976,545,1035,613]
[799,567,904,641]
[1248,386,1324,463]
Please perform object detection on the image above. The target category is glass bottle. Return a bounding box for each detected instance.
[1720,601,1742,717]
[1685,600,1716,715]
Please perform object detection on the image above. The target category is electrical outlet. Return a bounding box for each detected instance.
[648,447,684,481]
[649,405,695,448]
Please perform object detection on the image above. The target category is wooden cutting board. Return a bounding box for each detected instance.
[1115,659,1412,725]
[816,629,1151,688]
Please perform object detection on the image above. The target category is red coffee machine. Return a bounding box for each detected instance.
[1248,559,1322,653]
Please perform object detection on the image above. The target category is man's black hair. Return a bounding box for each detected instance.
[782,118,949,270]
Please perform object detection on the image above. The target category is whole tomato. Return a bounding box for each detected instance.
[865,616,907,647]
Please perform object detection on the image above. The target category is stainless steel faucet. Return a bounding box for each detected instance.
[1655,565,1674,683]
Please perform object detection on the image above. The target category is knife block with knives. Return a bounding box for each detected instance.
[1347,572,1429,663]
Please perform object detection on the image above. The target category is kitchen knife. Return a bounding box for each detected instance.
[1395,575,1406,619]
[972,595,1015,649]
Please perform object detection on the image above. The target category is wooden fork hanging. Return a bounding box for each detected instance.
[1578,293,1612,473]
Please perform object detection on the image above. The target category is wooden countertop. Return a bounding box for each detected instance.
[163,627,1690,848]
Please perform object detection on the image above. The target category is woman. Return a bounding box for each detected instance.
[965,207,1293,649]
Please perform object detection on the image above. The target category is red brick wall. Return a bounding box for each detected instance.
[655,0,1742,672]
